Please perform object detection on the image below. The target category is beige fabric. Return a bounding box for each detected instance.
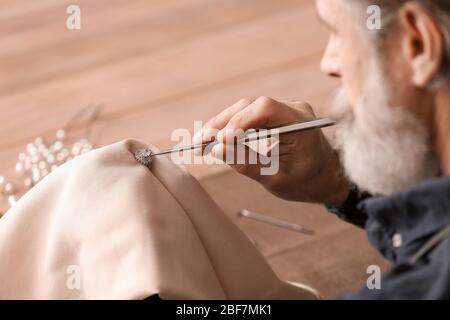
[0,139,317,300]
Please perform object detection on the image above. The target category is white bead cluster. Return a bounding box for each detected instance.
[0,129,93,215]
[0,176,16,208]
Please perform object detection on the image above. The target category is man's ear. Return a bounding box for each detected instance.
[399,2,444,87]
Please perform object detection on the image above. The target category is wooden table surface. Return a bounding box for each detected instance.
[0,0,389,298]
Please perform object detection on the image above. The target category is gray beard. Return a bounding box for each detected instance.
[329,71,440,196]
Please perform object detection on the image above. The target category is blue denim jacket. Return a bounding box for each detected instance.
[327,176,450,299]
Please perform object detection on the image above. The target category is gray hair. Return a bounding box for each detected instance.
[351,0,450,85]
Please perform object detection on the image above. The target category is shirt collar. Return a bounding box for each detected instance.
[358,176,450,261]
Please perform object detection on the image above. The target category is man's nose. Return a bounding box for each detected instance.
[320,54,341,78]
[320,40,341,78]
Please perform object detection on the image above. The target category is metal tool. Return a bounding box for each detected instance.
[135,117,335,162]
[238,209,314,236]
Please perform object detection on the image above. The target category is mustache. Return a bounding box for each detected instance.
[328,86,355,124]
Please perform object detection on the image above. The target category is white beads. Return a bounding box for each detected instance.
[38,161,47,170]
[1,129,95,212]
[0,104,99,214]
[15,162,24,174]
[1,174,18,203]
[56,149,69,163]
[3,183,14,195]
[32,169,40,183]
[26,143,37,155]
[35,137,44,145]
[53,141,63,152]
[7,195,17,207]
[71,144,81,156]
[46,154,55,164]
[10,128,93,194]
[24,177,33,189]
[56,129,66,141]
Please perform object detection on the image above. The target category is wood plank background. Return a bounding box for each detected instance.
[0,0,390,298]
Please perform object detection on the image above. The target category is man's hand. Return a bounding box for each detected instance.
[192,97,351,207]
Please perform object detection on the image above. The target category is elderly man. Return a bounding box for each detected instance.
[193,0,450,299]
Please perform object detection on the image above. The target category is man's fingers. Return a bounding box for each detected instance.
[218,96,302,144]
[193,97,314,156]
[192,98,255,144]
[210,142,262,178]
[210,139,279,181]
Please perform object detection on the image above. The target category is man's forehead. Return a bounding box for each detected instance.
[315,0,341,30]
[316,0,355,27]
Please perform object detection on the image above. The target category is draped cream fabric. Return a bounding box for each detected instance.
[0,139,317,300]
